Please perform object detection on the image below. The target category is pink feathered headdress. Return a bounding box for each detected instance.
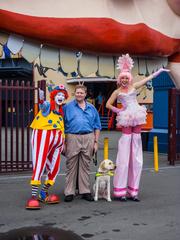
[116,54,134,86]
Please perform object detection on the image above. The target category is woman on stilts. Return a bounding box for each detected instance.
[106,54,169,201]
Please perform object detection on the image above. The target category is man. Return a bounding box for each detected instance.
[63,84,101,202]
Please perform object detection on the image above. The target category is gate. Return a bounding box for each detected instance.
[0,79,46,172]
[168,88,180,165]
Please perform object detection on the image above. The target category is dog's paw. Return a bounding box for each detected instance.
[107,198,112,202]
[94,197,98,201]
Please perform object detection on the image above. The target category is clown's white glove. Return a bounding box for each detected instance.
[38,88,44,101]
[152,68,170,78]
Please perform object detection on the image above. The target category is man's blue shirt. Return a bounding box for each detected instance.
[63,100,101,134]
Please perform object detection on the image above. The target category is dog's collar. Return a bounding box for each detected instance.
[96,171,114,177]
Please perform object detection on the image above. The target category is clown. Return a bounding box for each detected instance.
[26,83,68,209]
[106,54,169,202]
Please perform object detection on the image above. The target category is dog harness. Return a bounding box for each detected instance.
[95,171,114,177]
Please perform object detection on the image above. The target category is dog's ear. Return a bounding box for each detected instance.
[98,160,106,172]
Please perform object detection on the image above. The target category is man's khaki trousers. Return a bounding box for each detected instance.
[64,133,94,196]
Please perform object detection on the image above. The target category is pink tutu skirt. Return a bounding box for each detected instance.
[116,105,147,127]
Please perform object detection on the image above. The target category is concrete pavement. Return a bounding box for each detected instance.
[0,131,180,240]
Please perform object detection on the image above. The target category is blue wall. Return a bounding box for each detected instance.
[147,72,175,153]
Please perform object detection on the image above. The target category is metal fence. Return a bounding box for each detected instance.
[0,79,46,172]
[168,88,180,165]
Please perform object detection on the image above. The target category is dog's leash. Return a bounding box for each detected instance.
[93,151,97,166]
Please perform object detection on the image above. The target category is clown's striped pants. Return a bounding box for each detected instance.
[31,129,64,186]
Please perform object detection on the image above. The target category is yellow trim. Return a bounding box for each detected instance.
[30,180,41,185]
[44,180,55,186]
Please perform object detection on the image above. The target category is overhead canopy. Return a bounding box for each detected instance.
[0,58,33,79]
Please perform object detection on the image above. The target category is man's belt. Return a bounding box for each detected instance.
[70,132,93,135]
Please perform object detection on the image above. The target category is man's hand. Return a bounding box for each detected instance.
[93,142,98,154]
[62,142,66,156]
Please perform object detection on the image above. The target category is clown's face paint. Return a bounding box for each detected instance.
[55,92,65,105]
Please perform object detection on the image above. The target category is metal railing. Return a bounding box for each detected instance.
[168,88,180,165]
[0,79,46,172]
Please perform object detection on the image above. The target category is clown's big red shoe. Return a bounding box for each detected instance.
[26,197,41,210]
[39,190,60,204]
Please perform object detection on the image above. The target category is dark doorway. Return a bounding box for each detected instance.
[85,81,117,129]
[85,81,116,110]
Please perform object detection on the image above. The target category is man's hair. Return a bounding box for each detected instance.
[75,84,87,93]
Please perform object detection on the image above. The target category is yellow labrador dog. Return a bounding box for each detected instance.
[94,159,116,202]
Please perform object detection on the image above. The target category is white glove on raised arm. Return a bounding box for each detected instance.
[152,68,170,78]
[38,88,44,101]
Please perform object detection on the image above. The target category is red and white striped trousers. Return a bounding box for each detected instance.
[31,129,64,186]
